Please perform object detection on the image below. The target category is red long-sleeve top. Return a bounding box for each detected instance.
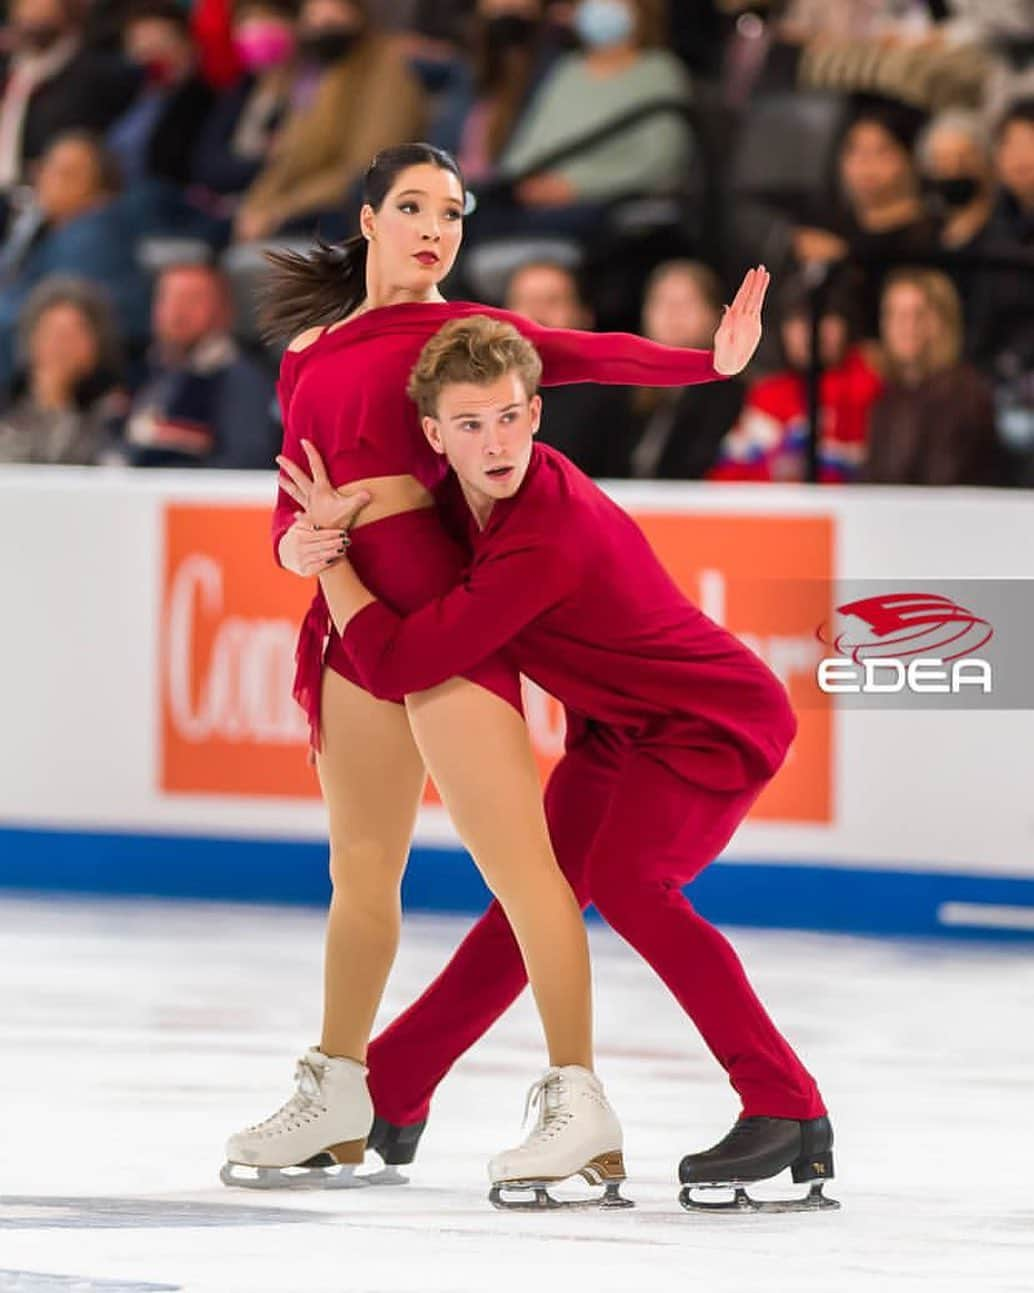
[272,299,727,558]
[341,445,796,791]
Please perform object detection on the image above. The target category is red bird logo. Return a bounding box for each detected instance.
[817,592,993,664]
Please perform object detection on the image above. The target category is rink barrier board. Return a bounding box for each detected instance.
[5,470,1034,932]
[3,826,1034,943]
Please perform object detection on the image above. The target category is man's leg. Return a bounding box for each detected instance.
[588,753,825,1120]
[366,734,620,1126]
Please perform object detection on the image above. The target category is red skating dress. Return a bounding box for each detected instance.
[272,300,726,743]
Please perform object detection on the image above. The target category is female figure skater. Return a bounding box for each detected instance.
[224,142,764,1201]
[279,314,836,1213]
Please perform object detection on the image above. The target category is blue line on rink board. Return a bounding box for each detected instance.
[1,826,1033,942]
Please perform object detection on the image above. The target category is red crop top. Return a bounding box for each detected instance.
[272,299,726,562]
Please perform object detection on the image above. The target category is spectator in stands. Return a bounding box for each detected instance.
[864,269,999,486]
[914,109,996,356]
[477,0,692,236]
[506,256,592,330]
[708,275,883,483]
[502,257,629,475]
[230,0,425,242]
[982,98,1034,286]
[0,0,139,199]
[427,0,563,181]
[0,276,127,464]
[106,1,215,189]
[0,131,151,390]
[965,99,1034,477]
[917,110,996,254]
[617,259,743,479]
[124,260,279,468]
[793,104,941,338]
[190,0,299,219]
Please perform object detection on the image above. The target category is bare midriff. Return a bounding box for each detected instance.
[337,473,435,529]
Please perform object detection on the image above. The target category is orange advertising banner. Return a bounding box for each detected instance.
[160,504,833,821]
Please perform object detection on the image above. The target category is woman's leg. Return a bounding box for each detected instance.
[317,667,427,1062]
[367,735,620,1125]
[404,678,594,1072]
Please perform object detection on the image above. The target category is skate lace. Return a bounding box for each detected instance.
[520,1069,573,1144]
[246,1054,328,1137]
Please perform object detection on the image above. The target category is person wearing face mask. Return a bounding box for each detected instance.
[483,0,692,230]
[106,1,215,189]
[0,0,139,197]
[231,0,425,243]
[914,110,997,360]
[190,0,300,216]
[917,111,995,256]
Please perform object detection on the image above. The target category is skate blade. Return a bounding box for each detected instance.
[679,1181,841,1214]
[489,1181,633,1212]
[220,1161,408,1191]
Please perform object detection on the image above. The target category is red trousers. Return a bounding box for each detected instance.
[367,723,826,1125]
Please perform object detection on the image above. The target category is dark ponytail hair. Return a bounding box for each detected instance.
[260,143,467,342]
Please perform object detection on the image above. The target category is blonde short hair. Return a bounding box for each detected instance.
[407,315,543,418]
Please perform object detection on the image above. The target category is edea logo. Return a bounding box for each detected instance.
[815,592,993,695]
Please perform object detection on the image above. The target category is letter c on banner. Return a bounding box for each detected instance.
[167,553,223,741]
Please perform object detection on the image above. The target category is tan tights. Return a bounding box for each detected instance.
[317,668,593,1073]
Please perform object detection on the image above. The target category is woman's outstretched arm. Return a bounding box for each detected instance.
[493,265,770,387]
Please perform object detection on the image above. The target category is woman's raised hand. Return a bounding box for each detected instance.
[277,440,371,527]
[712,265,771,376]
[276,441,372,574]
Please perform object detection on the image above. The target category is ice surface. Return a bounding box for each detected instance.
[1,894,1031,1293]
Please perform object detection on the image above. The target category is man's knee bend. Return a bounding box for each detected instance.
[590,864,682,931]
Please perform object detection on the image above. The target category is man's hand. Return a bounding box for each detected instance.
[277,440,371,531]
[712,265,771,376]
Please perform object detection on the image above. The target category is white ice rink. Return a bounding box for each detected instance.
[1,893,1031,1293]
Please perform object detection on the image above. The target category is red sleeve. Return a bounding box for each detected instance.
[341,532,577,699]
[486,307,727,389]
[271,357,302,567]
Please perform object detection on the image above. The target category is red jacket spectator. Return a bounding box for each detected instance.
[708,347,883,483]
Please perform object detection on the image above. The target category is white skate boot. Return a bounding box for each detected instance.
[220,1048,400,1189]
[488,1066,633,1210]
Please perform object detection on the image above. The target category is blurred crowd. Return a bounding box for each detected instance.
[0,0,1032,486]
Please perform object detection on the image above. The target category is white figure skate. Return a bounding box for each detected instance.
[221,1048,403,1189]
[488,1066,633,1210]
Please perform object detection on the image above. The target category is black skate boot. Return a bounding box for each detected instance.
[364,1115,427,1184]
[678,1115,840,1214]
